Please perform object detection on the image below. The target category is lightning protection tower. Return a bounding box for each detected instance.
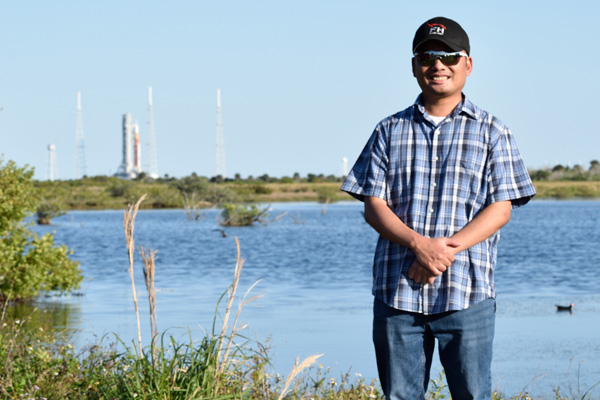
[75,92,87,179]
[215,88,227,178]
[145,86,159,179]
[342,157,348,176]
[47,144,57,181]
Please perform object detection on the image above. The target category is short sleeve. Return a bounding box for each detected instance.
[486,124,536,208]
[341,123,390,202]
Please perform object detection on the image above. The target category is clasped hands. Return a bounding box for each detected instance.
[407,237,461,285]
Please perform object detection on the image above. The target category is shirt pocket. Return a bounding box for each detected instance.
[446,140,488,189]
[443,140,489,220]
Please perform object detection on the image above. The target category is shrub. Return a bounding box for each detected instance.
[36,199,66,225]
[315,186,340,204]
[107,180,134,197]
[252,184,272,195]
[218,203,270,226]
[172,175,238,207]
[0,158,82,300]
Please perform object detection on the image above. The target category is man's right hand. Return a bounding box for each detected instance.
[412,236,461,276]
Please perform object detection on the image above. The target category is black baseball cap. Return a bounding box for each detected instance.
[412,17,470,55]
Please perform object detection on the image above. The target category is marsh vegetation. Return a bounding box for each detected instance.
[32,161,600,214]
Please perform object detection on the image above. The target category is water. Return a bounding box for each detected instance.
[25,200,600,398]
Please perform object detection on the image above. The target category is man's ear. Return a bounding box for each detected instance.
[466,57,473,76]
[411,58,416,77]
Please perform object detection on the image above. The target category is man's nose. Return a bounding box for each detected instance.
[431,58,446,69]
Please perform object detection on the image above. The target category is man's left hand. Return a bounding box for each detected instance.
[408,260,438,285]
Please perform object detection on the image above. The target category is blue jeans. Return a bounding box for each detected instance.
[373,297,495,400]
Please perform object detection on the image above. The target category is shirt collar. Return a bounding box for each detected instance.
[412,94,479,121]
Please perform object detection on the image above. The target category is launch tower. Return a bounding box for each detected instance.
[75,92,86,179]
[215,88,227,178]
[145,86,159,179]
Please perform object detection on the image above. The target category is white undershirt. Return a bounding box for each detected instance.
[429,115,446,125]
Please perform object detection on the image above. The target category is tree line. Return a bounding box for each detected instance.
[529,160,600,181]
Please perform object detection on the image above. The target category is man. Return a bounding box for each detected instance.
[341,17,535,400]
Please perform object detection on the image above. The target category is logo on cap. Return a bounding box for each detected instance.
[428,23,446,36]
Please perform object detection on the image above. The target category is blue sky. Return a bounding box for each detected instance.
[2,0,598,180]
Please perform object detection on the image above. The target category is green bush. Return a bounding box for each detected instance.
[172,175,238,207]
[36,199,66,225]
[315,186,340,204]
[107,180,134,198]
[252,184,272,195]
[0,158,82,300]
[219,203,270,226]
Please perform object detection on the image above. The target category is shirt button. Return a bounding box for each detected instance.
[432,182,437,187]
[435,130,441,135]
[433,156,439,161]
[429,208,434,213]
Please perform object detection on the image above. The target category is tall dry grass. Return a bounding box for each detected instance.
[277,354,323,400]
[116,194,326,399]
[139,245,158,339]
[123,193,146,356]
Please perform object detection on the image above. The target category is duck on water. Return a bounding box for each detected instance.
[556,303,574,312]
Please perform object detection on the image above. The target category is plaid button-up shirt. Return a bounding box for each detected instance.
[341,95,535,314]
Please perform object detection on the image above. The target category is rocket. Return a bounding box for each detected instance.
[134,122,142,174]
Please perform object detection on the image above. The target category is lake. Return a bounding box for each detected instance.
[24,200,600,398]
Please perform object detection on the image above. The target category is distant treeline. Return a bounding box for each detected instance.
[201,171,345,184]
[33,173,348,211]
[528,160,600,181]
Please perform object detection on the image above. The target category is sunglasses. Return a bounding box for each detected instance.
[413,51,468,67]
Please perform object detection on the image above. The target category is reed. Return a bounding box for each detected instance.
[215,236,243,371]
[217,240,264,376]
[116,195,274,398]
[123,193,146,356]
[278,354,323,400]
[568,357,600,400]
[115,195,333,399]
[139,245,158,339]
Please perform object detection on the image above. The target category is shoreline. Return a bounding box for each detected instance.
[34,179,600,211]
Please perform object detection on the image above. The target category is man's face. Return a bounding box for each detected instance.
[412,41,472,103]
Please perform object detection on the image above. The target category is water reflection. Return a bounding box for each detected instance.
[2,297,82,339]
